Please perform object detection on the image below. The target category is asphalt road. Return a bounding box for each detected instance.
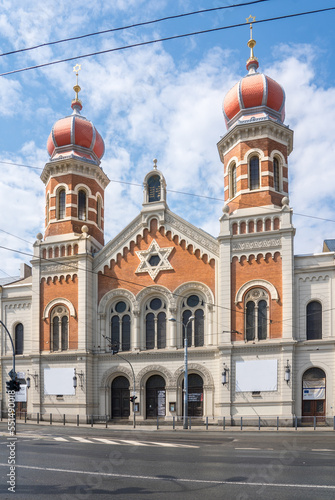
[0,423,335,499]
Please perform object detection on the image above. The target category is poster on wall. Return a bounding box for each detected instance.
[303,379,325,400]
[15,385,27,402]
[157,390,166,416]
[236,359,278,392]
[44,367,75,395]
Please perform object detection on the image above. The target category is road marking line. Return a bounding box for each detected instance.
[92,438,119,445]
[145,441,199,448]
[70,436,94,443]
[54,437,68,442]
[0,463,335,490]
[235,447,259,450]
[311,449,334,452]
[119,440,150,446]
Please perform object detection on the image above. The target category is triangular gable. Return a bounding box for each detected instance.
[94,208,219,274]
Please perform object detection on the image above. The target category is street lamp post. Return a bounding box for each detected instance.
[169,315,195,429]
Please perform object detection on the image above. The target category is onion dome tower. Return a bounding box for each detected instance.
[41,65,110,247]
[217,18,293,212]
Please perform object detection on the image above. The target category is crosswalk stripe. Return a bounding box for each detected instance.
[119,439,150,446]
[92,438,119,445]
[148,441,182,448]
[71,436,94,443]
[54,437,68,442]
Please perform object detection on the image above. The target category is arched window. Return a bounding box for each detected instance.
[111,301,131,351]
[181,294,204,347]
[15,323,23,355]
[306,301,322,340]
[96,196,102,228]
[249,156,260,190]
[273,158,280,192]
[51,306,69,351]
[78,190,87,221]
[245,289,268,341]
[58,189,66,220]
[230,164,237,198]
[145,298,166,349]
[148,175,161,202]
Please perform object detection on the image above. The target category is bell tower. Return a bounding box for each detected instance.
[41,65,110,248]
[218,18,293,213]
[217,19,295,347]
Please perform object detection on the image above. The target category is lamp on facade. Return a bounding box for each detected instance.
[169,315,195,429]
[284,360,291,384]
[73,368,84,389]
[26,370,38,389]
[222,365,229,385]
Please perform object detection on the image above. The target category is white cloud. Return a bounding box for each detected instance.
[0,3,334,274]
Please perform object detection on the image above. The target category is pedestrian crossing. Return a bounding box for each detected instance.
[49,435,199,448]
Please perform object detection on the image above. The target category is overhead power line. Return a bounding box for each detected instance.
[0,7,335,77]
[1,159,335,225]
[0,1,270,59]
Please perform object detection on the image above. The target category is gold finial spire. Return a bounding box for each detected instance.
[245,15,259,72]
[73,64,82,101]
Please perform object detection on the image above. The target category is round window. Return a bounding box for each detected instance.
[187,295,199,308]
[115,301,127,313]
[150,298,162,310]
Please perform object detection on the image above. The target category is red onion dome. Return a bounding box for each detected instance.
[223,72,285,129]
[47,100,105,164]
[223,24,285,130]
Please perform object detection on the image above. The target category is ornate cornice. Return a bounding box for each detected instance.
[217,119,294,161]
[94,209,219,273]
[232,237,281,253]
[41,159,110,189]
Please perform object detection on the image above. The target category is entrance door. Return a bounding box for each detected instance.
[302,368,326,424]
[112,376,130,418]
[146,375,165,418]
[182,374,203,417]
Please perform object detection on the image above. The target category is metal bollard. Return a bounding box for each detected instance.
[173,416,175,430]
[91,415,93,427]
[223,416,225,431]
[333,416,335,431]
[50,413,52,425]
[206,416,208,430]
[277,416,279,431]
[63,414,66,426]
[314,416,316,430]
[77,414,79,427]
[25,412,27,424]
[105,415,108,428]
[295,416,298,430]
[189,417,191,430]
[37,413,39,424]
[240,417,243,431]
[157,416,159,430]
[258,417,261,431]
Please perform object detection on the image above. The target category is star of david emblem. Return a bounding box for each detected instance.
[135,239,174,280]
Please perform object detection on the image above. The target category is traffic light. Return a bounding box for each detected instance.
[12,380,21,392]
[6,379,20,392]
[130,396,137,403]
[6,380,14,392]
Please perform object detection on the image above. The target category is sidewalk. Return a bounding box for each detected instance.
[1,418,334,433]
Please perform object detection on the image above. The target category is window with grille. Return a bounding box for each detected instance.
[245,289,269,341]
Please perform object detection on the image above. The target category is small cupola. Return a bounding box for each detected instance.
[142,159,167,208]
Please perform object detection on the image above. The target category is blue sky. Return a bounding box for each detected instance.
[0,0,335,276]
